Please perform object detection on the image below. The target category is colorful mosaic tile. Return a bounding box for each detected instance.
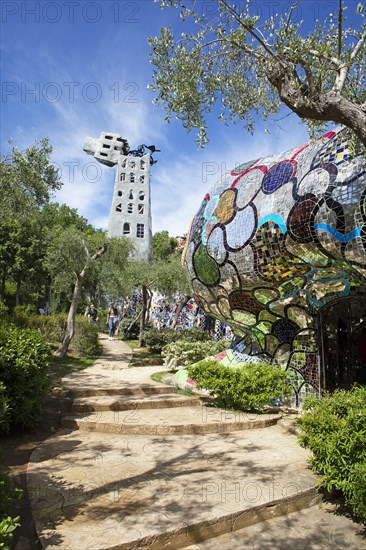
[184,128,366,405]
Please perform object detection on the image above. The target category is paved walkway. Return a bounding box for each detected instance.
[26,335,366,549]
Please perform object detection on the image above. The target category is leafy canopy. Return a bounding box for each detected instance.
[149,0,366,146]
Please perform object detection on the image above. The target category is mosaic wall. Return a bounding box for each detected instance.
[122,290,207,330]
[183,128,366,405]
[149,291,205,330]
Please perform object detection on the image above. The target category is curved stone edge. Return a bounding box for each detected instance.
[31,486,318,550]
[122,488,319,550]
[71,396,203,413]
[61,415,281,435]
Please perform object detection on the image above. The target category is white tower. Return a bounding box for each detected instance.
[83,131,153,260]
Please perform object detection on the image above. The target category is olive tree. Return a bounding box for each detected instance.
[149,0,366,147]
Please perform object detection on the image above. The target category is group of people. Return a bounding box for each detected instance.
[85,302,119,341]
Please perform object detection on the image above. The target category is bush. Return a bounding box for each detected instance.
[143,328,210,353]
[118,317,140,339]
[297,386,366,523]
[162,339,229,370]
[0,452,21,550]
[0,325,51,430]
[0,299,8,321]
[187,359,290,411]
[73,315,102,357]
[0,383,10,434]
[28,313,67,343]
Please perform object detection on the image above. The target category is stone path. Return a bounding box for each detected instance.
[26,335,366,549]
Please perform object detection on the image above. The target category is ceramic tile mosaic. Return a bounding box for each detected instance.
[183,128,366,406]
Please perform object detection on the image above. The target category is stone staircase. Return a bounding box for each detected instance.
[27,337,319,550]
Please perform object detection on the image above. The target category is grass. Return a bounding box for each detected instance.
[151,370,169,383]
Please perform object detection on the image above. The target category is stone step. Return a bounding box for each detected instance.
[27,426,318,550]
[62,405,281,435]
[69,383,178,398]
[71,393,204,414]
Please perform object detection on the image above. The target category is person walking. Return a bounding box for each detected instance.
[106,303,119,340]
[85,304,99,323]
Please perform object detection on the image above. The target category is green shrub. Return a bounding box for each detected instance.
[143,328,210,353]
[187,359,290,411]
[28,313,67,343]
[0,452,21,550]
[73,315,102,357]
[162,339,229,370]
[0,325,51,430]
[0,300,8,321]
[118,317,140,339]
[12,305,35,328]
[297,386,366,523]
[0,383,10,434]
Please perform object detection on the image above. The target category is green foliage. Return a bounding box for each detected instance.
[118,317,140,339]
[1,138,61,221]
[187,359,290,411]
[0,325,51,430]
[152,231,178,260]
[72,315,101,357]
[0,383,10,433]
[143,328,210,353]
[0,300,7,320]
[28,313,68,343]
[149,1,366,146]
[297,386,366,523]
[0,452,21,550]
[162,339,229,370]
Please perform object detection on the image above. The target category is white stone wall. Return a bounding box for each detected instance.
[108,153,152,260]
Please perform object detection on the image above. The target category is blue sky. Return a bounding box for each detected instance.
[1,0,358,236]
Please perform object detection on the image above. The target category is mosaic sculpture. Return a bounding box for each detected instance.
[183,128,366,405]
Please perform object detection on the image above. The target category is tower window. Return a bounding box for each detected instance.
[121,159,127,168]
[116,203,122,213]
[137,224,144,238]
[130,172,135,183]
[127,203,133,214]
[120,173,125,182]
[138,204,144,214]
[140,175,145,184]
[117,190,122,197]
[140,159,146,170]
[123,223,130,235]
[130,161,136,169]
[139,191,145,200]
[129,189,134,200]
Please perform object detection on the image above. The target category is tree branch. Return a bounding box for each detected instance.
[337,0,343,60]
[350,28,366,62]
[285,0,300,33]
[218,0,279,61]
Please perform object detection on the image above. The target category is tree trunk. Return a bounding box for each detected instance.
[145,289,152,323]
[55,273,83,357]
[0,277,5,300]
[15,277,21,306]
[138,285,148,348]
[267,65,366,147]
[171,294,191,329]
[44,275,51,314]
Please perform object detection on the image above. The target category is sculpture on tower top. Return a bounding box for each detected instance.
[83,131,159,260]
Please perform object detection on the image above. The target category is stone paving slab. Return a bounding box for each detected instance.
[62,406,281,435]
[27,424,317,550]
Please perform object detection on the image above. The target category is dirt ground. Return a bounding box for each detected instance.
[1,393,72,550]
